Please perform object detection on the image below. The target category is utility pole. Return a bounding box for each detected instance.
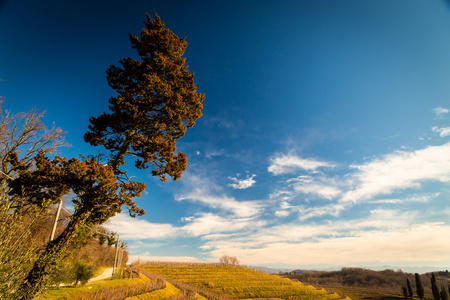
[49,200,63,242]
[118,246,124,278]
[112,235,120,279]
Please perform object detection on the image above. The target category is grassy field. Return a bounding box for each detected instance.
[138,262,348,300]
[35,264,449,299]
[314,286,405,300]
[125,281,182,299]
[38,272,163,300]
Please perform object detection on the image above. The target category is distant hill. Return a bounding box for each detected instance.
[248,265,293,274]
[281,267,450,299]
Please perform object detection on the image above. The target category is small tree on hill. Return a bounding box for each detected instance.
[415,273,424,300]
[219,255,240,266]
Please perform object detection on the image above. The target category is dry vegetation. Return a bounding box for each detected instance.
[281,268,450,300]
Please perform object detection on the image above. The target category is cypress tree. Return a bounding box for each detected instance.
[431,273,441,300]
[415,273,425,300]
[403,287,408,299]
[407,278,414,299]
[441,286,449,300]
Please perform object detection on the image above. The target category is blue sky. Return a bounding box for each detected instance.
[1,0,450,271]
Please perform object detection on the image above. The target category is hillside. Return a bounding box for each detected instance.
[281,268,450,300]
[136,261,347,300]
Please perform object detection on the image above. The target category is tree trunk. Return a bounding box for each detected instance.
[18,211,89,300]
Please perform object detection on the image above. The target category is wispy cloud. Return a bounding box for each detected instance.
[176,174,263,217]
[287,175,342,200]
[204,149,226,159]
[268,153,335,175]
[268,142,450,221]
[370,193,439,204]
[432,126,450,137]
[206,222,450,267]
[128,255,200,264]
[201,209,450,267]
[228,173,256,189]
[341,142,450,203]
[105,213,180,240]
[433,107,449,118]
[109,141,450,268]
[182,213,265,237]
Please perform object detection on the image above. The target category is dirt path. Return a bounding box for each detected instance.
[88,267,113,283]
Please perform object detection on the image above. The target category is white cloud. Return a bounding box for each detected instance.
[223,223,450,267]
[105,213,180,240]
[432,126,450,137]
[370,193,439,204]
[288,176,342,200]
[180,216,195,223]
[176,174,262,217]
[201,209,450,267]
[275,210,290,217]
[266,143,450,221]
[341,142,450,203]
[182,213,265,237]
[228,174,256,189]
[433,106,449,118]
[298,203,348,221]
[205,149,225,159]
[128,255,200,264]
[268,153,335,175]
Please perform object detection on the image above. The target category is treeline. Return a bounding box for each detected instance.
[0,191,126,289]
[282,268,449,295]
[0,105,126,296]
[401,273,449,300]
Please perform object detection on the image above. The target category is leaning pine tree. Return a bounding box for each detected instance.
[12,13,203,300]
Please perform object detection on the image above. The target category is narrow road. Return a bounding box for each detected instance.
[88,267,113,283]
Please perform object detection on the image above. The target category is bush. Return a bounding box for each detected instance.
[71,261,94,287]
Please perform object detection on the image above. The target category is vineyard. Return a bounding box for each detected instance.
[37,262,352,299]
[137,262,348,300]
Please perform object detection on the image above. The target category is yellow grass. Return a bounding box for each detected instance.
[125,281,182,299]
[38,273,153,299]
[139,262,347,300]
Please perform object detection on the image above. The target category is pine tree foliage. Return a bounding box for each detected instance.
[84,13,204,182]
